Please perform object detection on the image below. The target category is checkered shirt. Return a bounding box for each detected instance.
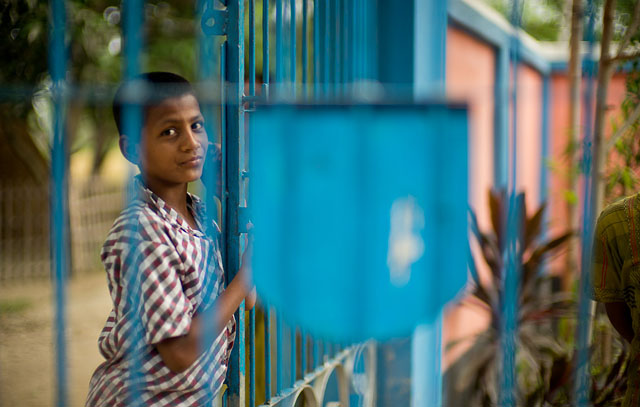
[592,192,640,406]
[86,177,236,407]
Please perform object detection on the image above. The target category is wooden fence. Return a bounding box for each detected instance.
[0,178,123,282]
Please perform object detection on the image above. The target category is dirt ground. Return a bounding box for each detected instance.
[0,272,112,407]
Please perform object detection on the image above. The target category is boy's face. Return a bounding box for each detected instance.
[133,93,208,189]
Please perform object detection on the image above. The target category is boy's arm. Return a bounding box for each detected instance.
[156,263,253,373]
[605,301,635,344]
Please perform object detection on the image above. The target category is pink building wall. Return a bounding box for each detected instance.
[444,27,547,367]
[548,72,628,280]
[516,64,543,210]
[444,26,496,367]
[441,25,632,367]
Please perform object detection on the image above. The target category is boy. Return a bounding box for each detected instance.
[86,72,255,406]
[592,192,640,406]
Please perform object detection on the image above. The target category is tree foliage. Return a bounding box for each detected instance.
[0,0,200,181]
[483,0,568,41]
[606,75,640,200]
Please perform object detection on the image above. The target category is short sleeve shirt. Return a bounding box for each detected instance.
[86,177,236,407]
[592,193,640,310]
[591,193,640,406]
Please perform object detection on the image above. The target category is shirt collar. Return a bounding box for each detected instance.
[133,175,208,236]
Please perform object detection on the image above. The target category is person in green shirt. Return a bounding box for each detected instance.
[592,192,640,406]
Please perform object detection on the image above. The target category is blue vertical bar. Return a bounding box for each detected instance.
[366,0,377,81]
[413,0,447,96]
[360,0,366,81]
[357,0,363,81]
[249,308,256,407]
[540,74,550,207]
[323,0,330,95]
[350,0,356,84]
[197,0,220,198]
[276,315,283,393]
[290,327,297,385]
[494,45,510,189]
[276,0,284,88]
[290,0,296,91]
[499,1,523,406]
[364,0,371,80]
[197,1,222,402]
[225,0,246,405]
[574,0,597,404]
[246,7,256,402]
[262,0,270,97]
[248,0,256,386]
[375,0,413,86]
[539,74,551,252]
[121,0,145,404]
[410,1,447,406]
[411,321,443,407]
[323,341,329,362]
[49,1,68,406]
[250,0,256,97]
[245,0,256,388]
[338,0,349,90]
[352,0,358,83]
[314,0,320,91]
[300,330,307,375]
[264,308,272,403]
[331,0,339,93]
[302,0,308,95]
[313,337,320,368]
[220,42,227,232]
[219,41,228,244]
[197,0,218,80]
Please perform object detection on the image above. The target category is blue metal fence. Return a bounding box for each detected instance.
[46,0,377,406]
[30,0,600,405]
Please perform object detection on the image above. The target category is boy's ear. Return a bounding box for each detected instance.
[119,135,139,164]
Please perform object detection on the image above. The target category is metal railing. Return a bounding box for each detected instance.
[215,1,377,405]
[22,0,603,405]
[43,0,378,406]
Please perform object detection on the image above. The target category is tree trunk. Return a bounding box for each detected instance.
[593,0,617,218]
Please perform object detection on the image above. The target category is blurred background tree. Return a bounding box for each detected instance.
[0,0,303,183]
[0,0,199,184]
[482,0,569,41]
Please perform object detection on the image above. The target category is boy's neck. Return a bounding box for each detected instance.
[142,177,192,222]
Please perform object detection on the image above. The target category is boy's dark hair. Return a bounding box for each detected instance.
[112,72,196,136]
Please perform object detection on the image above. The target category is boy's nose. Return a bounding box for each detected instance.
[182,128,202,151]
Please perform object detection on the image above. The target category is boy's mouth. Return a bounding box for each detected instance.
[180,156,203,167]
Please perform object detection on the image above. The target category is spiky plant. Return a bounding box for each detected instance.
[527,307,631,406]
[444,189,574,407]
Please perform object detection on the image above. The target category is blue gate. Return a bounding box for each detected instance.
[46,0,382,406]
[27,0,602,405]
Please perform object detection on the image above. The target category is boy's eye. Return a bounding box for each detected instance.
[161,128,177,137]
[192,121,204,131]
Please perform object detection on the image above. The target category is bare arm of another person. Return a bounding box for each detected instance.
[605,301,635,344]
[156,245,256,373]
